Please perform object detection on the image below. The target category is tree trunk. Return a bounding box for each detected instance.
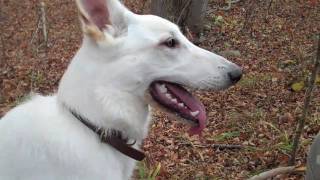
[186,0,208,34]
[150,0,171,20]
[150,0,208,34]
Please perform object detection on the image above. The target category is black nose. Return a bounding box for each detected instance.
[228,68,242,84]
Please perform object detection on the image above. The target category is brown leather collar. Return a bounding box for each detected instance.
[68,108,145,161]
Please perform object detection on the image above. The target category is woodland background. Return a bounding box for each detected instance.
[0,0,319,179]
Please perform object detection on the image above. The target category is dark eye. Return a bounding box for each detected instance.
[164,38,178,48]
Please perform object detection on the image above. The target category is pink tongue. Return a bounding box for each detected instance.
[189,122,206,135]
[165,83,207,135]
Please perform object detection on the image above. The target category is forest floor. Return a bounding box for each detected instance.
[0,0,319,179]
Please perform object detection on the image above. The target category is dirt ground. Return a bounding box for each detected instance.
[0,0,319,179]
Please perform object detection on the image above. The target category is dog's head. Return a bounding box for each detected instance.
[73,0,242,135]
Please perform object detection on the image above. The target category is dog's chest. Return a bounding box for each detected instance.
[0,96,138,180]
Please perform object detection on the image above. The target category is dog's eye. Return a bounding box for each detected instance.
[164,38,178,48]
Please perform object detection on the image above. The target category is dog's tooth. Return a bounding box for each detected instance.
[159,84,167,93]
[171,98,178,103]
[165,93,172,99]
[190,111,200,117]
[178,103,184,108]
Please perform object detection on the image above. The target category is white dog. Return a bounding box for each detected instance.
[0,0,242,179]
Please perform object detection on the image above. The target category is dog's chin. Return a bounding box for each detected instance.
[144,81,207,135]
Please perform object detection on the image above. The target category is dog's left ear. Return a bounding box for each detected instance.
[76,0,128,42]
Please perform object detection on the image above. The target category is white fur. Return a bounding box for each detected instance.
[0,0,241,179]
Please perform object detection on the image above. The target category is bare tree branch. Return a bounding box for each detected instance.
[176,0,191,25]
[289,34,320,165]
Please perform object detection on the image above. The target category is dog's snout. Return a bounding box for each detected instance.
[227,67,242,84]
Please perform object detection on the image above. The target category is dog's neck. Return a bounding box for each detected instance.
[57,40,152,142]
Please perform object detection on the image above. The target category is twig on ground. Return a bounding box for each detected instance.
[289,34,320,165]
[248,166,305,180]
[0,13,5,62]
[141,0,148,14]
[30,18,41,45]
[210,144,243,149]
[30,1,49,54]
[220,0,241,11]
[178,142,243,150]
[0,29,4,63]
[40,2,48,47]
[265,0,274,21]
[267,0,274,11]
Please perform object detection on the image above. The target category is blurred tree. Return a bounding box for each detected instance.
[150,0,208,35]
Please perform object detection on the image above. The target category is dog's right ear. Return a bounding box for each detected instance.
[76,0,128,42]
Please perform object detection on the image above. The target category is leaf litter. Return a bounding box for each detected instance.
[0,0,319,179]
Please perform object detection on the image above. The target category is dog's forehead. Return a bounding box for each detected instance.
[132,15,180,35]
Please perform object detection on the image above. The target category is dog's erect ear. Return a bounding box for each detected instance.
[76,0,128,42]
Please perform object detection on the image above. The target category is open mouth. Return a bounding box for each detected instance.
[148,81,206,135]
